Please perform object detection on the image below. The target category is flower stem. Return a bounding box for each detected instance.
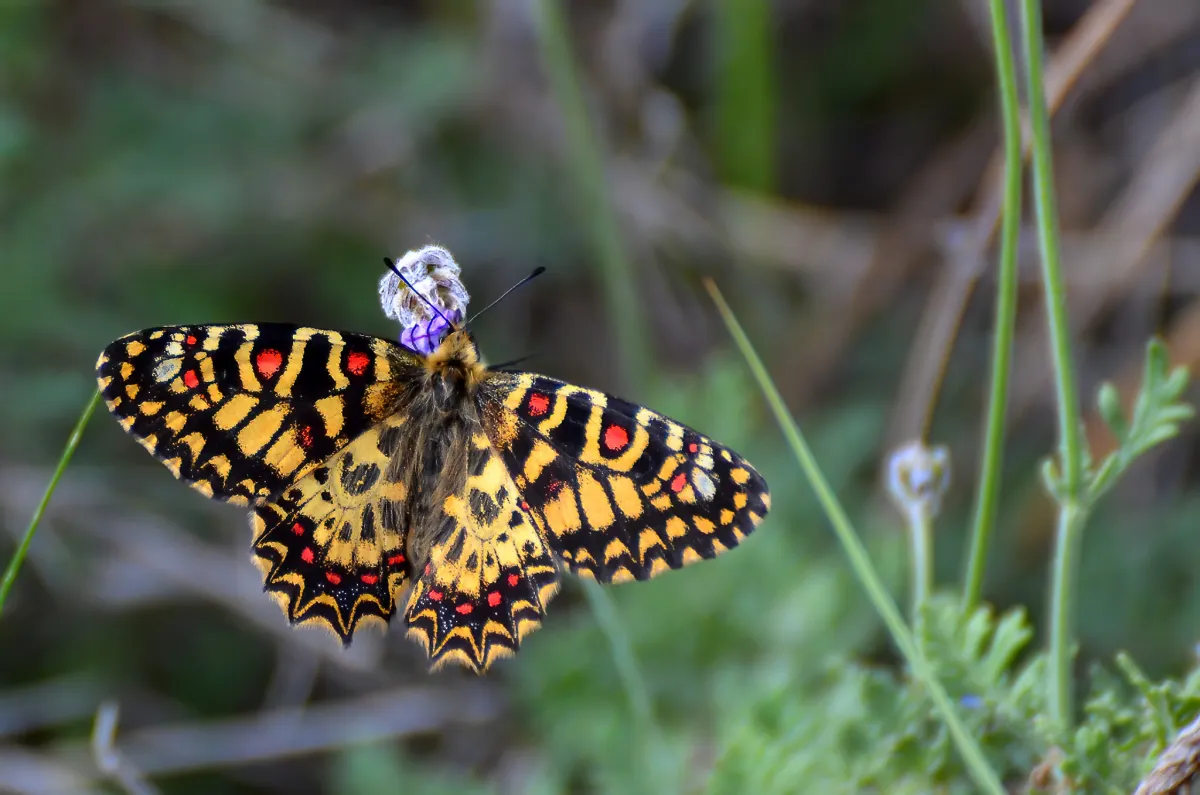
[1017,0,1083,494]
[707,281,1007,795]
[962,0,1024,612]
[1047,503,1086,733]
[0,388,102,614]
[909,506,934,636]
[1016,0,1087,736]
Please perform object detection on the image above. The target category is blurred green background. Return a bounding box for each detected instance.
[3,1,1200,792]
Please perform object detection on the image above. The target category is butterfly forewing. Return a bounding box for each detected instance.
[96,324,416,505]
[477,372,770,583]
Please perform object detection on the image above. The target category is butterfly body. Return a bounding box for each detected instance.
[97,322,769,671]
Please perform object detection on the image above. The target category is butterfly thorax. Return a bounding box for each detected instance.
[394,328,490,567]
[422,328,487,410]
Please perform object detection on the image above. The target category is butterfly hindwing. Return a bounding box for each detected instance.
[404,432,560,672]
[250,413,413,640]
[479,373,770,583]
[96,324,417,505]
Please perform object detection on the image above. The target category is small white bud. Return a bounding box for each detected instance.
[886,440,952,520]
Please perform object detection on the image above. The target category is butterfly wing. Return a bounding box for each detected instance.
[251,413,413,640]
[403,431,560,672]
[96,324,417,506]
[477,373,770,582]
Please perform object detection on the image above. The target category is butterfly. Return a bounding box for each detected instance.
[95,293,770,672]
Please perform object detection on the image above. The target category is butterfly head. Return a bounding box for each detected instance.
[424,328,486,409]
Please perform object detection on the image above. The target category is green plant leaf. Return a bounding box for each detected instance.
[1097,382,1127,442]
[1087,338,1194,504]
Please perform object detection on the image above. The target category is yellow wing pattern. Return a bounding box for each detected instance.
[96,324,414,506]
[404,431,560,672]
[479,372,770,583]
[250,414,413,640]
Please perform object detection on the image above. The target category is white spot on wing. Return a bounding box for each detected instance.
[692,469,716,501]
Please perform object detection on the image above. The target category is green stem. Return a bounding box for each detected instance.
[1047,503,1086,733]
[533,0,649,386]
[909,506,933,637]
[0,388,102,614]
[1017,0,1087,736]
[579,578,654,730]
[962,0,1024,611]
[1017,0,1083,493]
[707,282,1007,795]
[712,0,775,193]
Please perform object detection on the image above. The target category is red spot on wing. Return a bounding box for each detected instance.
[256,349,283,379]
[527,393,550,416]
[488,591,502,607]
[183,370,200,389]
[361,573,378,585]
[429,589,443,601]
[455,602,474,615]
[604,424,629,451]
[298,425,314,448]
[670,472,687,493]
[547,480,563,497]
[520,501,530,511]
[387,554,406,566]
[688,442,698,453]
[424,563,431,576]
[347,351,370,376]
[325,571,342,585]
[507,574,519,587]
[301,547,315,563]
[185,334,198,346]
[291,522,304,536]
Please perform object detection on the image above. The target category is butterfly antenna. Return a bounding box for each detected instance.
[489,353,537,371]
[384,257,453,327]
[466,267,546,326]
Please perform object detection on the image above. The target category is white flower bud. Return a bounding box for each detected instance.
[886,440,952,520]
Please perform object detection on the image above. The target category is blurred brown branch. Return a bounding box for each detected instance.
[0,685,502,795]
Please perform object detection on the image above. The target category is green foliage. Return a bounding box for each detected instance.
[1038,337,1194,739]
[709,596,1038,795]
[1055,654,1200,794]
[1043,339,1192,509]
[706,594,1200,794]
[1089,339,1195,504]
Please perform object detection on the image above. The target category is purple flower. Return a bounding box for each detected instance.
[400,309,462,356]
[379,245,470,357]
